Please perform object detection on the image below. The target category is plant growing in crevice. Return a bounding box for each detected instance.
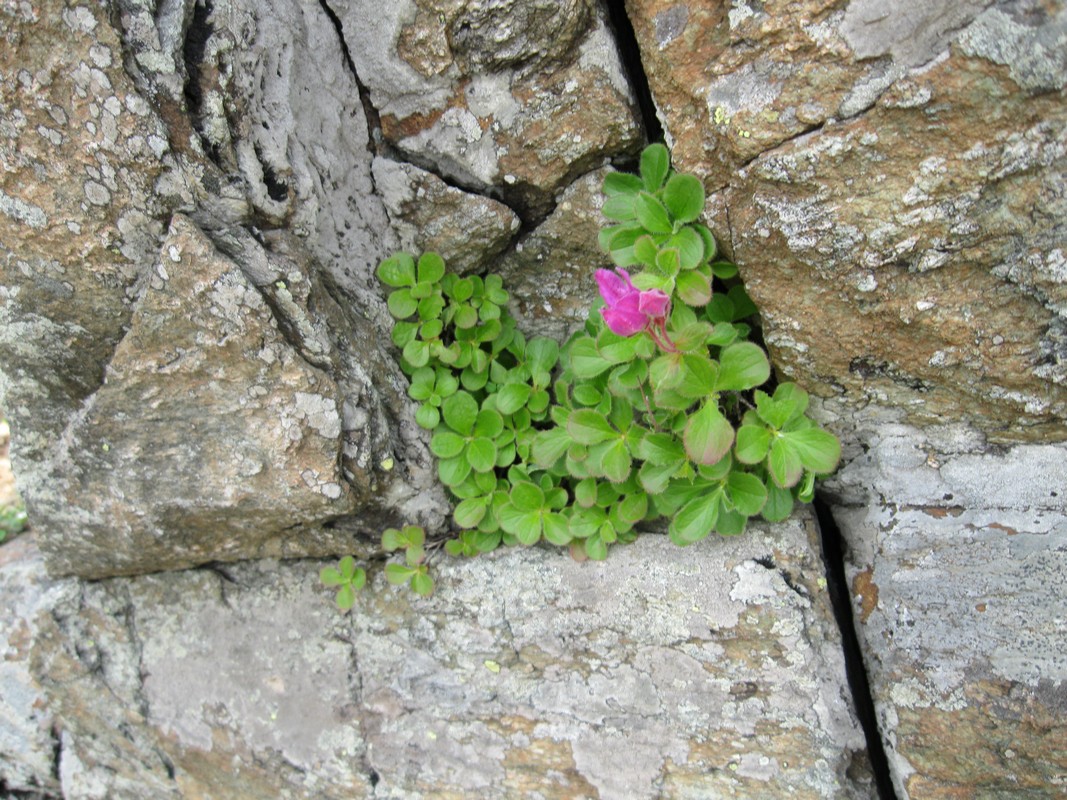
[321,143,840,606]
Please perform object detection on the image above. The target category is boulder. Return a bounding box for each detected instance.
[627,0,1067,443]
[825,423,1067,798]
[331,0,645,216]
[2,514,873,799]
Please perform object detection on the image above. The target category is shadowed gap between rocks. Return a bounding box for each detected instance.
[814,495,899,800]
[602,0,663,145]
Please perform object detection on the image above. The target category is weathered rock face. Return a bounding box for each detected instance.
[496,168,617,341]
[627,0,1067,444]
[372,157,520,274]
[824,423,1067,798]
[332,0,645,216]
[2,517,873,799]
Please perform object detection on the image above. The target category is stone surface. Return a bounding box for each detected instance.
[38,215,357,578]
[824,422,1067,798]
[627,0,1067,444]
[333,0,645,216]
[1,515,872,799]
[372,157,520,274]
[496,168,617,342]
[0,0,170,490]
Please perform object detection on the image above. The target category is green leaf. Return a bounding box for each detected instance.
[716,509,748,536]
[391,321,419,348]
[410,571,434,597]
[676,354,718,399]
[454,304,478,329]
[669,489,721,546]
[694,224,718,262]
[676,270,712,306]
[430,430,466,459]
[684,403,735,465]
[418,293,445,321]
[762,481,795,522]
[574,477,598,507]
[335,583,357,611]
[542,512,572,546]
[633,235,660,267]
[474,409,504,439]
[441,391,478,436]
[572,384,602,406]
[634,191,673,235]
[655,246,681,277]
[595,438,632,483]
[616,492,649,525]
[377,253,415,288]
[669,227,705,269]
[510,481,545,513]
[673,321,713,352]
[705,294,735,323]
[454,497,488,528]
[640,143,670,192]
[415,403,440,429]
[649,353,684,392]
[584,534,609,561]
[531,427,571,467]
[417,252,446,284]
[568,337,613,379]
[603,194,637,221]
[568,409,618,445]
[320,566,344,586]
[438,455,472,487]
[467,437,498,473]
[603,171,644,196]
[707,323,739,347]
[768,437,803,488]
[711,260,737,279]
[785,428,841,474]
[496,383,532,415]
[526,337,559,373]
[715,342,770,392]
[385,563,416,585]
[726,471,768,516]
[663,173,705,223]
[735,425,771,464]
[402,339,430,368]
[728,285,758,319]
[636,431,685,465]
[387,289,418,319]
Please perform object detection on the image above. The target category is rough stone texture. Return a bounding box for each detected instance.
[372,157,520,274]
[2,515,872,799]
[823,418,1067,798]
[496,168,617,341]
[1,0,454,578]
[627,0,1067,444]
[332,0,645,216]
[37,215,357,578]
[0,0,170,489]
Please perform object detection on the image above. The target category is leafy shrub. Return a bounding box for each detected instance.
[321,144,839,608]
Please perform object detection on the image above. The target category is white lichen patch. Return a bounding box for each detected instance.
[292,392,342,440]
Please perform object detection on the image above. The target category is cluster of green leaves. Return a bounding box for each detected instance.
[319,524,434,610]
[322,142,841,606]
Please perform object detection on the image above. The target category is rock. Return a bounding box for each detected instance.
[332,0,644,216]
[2,514,873,798]
[372,157,520,274]
[627,0,1067,444]
[495,168,617,341]
[37,216,355,578]
[824,424,1067,798]
[0,0,171,490]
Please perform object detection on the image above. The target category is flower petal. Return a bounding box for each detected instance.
[638,289,670,318]
[595,268,636,308]
[602,305,648,336]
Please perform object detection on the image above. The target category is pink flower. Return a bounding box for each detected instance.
[594,268,676,351]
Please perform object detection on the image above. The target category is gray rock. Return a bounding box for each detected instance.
[372,157,520,274]
[824,421,1067,798]
[495,168,617,342]
[2,513,872,798]
[331,0,643,215]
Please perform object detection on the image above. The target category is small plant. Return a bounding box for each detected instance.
[0,502,28,544]
[321,143,840,605]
